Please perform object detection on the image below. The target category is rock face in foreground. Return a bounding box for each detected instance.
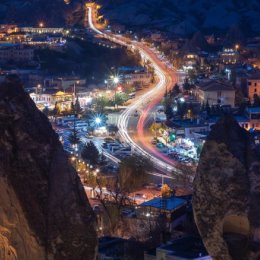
[193,116,260,260]
[0,79,97,260]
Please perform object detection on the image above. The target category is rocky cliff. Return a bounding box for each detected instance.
[98,0,260,36]
[0,0,83,26]
[0,77,97,260]
[193,116,260,260]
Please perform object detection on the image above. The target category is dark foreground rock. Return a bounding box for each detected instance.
[193,116,260,260]
[0,78,97,260]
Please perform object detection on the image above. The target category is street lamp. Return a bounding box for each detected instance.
[71,156,77,168]
[95,117,102,125]
[112,76,120,108]
[39,22,44,28]
[113,77,119,84]
[37,84,42,96]
[104,79,108,89]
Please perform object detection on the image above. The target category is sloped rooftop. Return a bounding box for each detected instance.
[197,80,234,92]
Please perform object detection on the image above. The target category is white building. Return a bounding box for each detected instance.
[195,80,235,107]
[20,27,65,34]
[168,119,210,139]
[30,92,54,106]
[107,113,120,125]
[123,72,152,86]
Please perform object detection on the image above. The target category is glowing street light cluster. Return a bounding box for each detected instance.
[95,117,102,125]
[113,77,119,84]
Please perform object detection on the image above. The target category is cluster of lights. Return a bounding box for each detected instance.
[70,156,100,175]
[95,117,101,125]
[110,75,120,84]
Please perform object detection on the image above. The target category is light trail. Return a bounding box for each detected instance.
[87,7,104,35]
[87,6,177,174]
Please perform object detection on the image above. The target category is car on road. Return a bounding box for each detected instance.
[134,110,139,117]
[102,143,108,149]
[128,92,136,99]
[156,142,165,148]
[151,139,157,145]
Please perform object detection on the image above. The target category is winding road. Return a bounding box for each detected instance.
[87,5,178,174]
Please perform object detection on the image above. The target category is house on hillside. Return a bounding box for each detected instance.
[194,80,235,107]
[247,74,260,103]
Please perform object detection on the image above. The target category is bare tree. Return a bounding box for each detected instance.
[172,163,196,190]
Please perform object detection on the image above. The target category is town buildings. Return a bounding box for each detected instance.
[0,24,68,49]
[30,87,92,111]
[118,67,153,88]
[30,90,73,110]
[123,71,152,87]
[20,27,66,34]
[0,24,19,34]
[219,48,240,65]
[52,77,87,91]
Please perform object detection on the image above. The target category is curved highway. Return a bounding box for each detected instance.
[87,6,177,173]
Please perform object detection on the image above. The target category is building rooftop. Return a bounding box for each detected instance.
[234,115,249,122]
[118,66,145,72]
[140,196,186,211]
[197,80,234,92]
[247,107,260,113]
[248,73,260,80]
[55,77,84,81]
[168,119,208,128]
[159,236,209,259]
[204,115,249,124]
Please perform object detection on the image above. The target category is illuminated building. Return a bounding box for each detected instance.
[247,75,260,103]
